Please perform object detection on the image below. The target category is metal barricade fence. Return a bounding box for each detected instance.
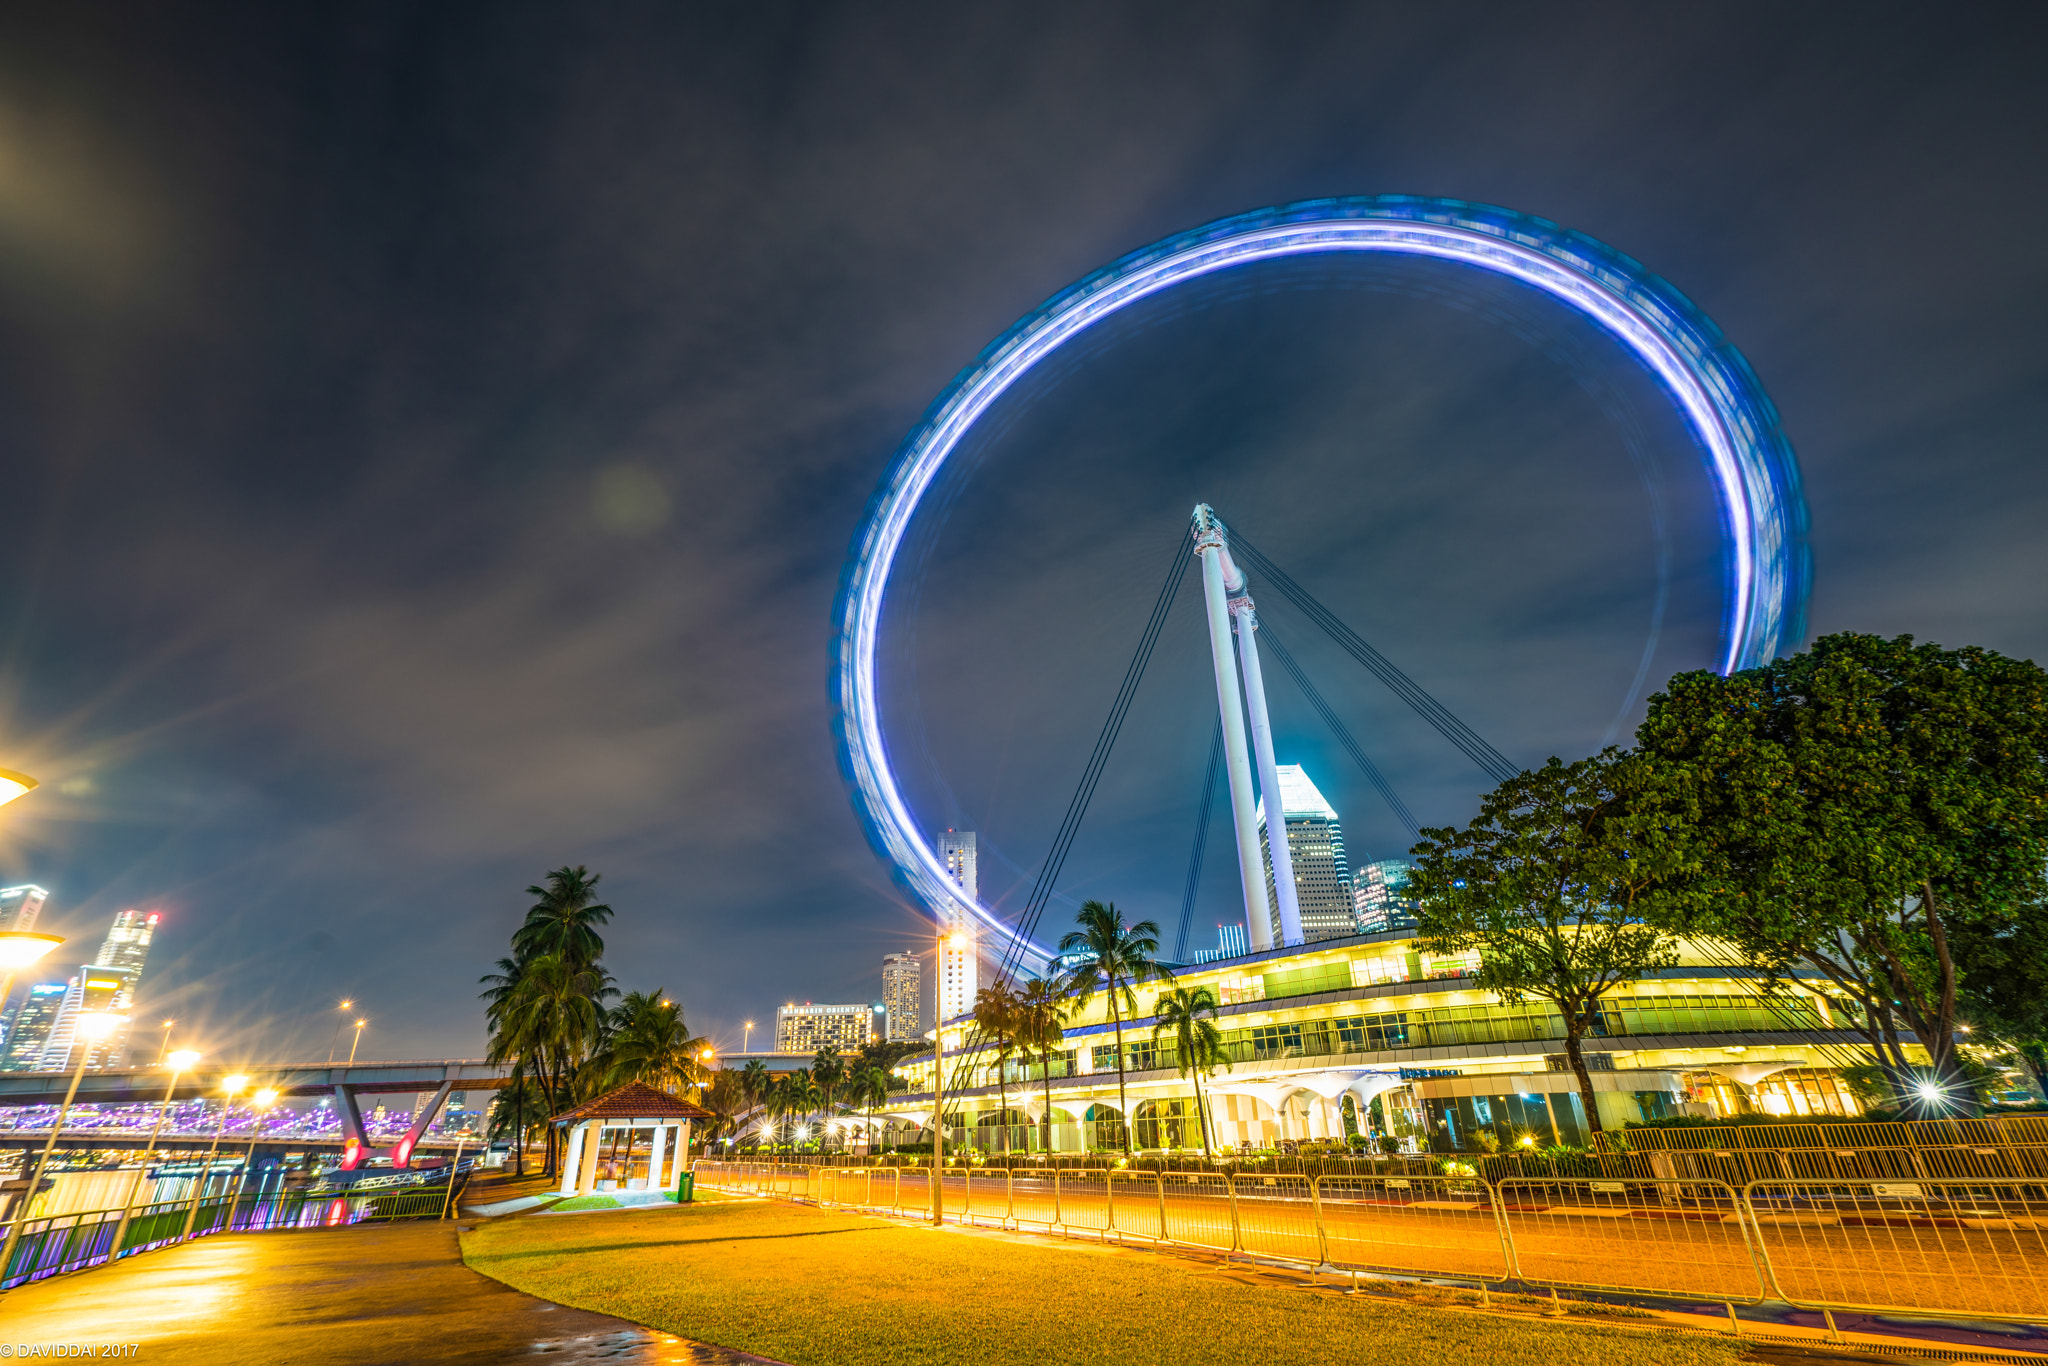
[960,1169,1011,1229]
[1232,1173,1320,1267]
[1497,1177,1766,1302]
[1008,1168,1059,1231]
[1055,1170,1110,1235]
[1743,1178,2048,1322]
[1314,1173,1510,1283]
[1109,1172,1165,1243]
[1157,1171,1236,1254]
[898,1167,932,1220]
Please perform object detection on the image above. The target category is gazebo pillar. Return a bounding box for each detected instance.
[576,1120,602,1196]
[648,1123,668,1191]
[560,1122,589,1197]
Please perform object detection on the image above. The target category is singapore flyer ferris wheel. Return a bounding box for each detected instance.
[831,195,1811,965]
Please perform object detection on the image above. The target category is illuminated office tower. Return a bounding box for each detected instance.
[776,1002,878,1054]
[0,885,48,933]
[38,909,159,1070]
[881,953,922,1041]
[1257,766,1355,943]
[0,983,66,1070]
[935,830,979,1023]
[1353,858,1419,934]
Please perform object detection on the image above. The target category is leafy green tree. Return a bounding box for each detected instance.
[1635,633,2048,1114]
[1151,986,1228,1156]
[1409,751,1681,1135]
[1954,904,2048,1099]
[1012,976,1068,1153]
[973,979,1024,1153]
[1058,900,1172,1155]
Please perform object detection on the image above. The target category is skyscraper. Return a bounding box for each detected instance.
[0,885,48,933]
[881,953,922,1041]
[38,909,158,1070]
[775,1002,878,1054]
[1257,766,1354,943]
[0,983,66,1071]
[935,829,978,1023]
[1353,858,1419,934]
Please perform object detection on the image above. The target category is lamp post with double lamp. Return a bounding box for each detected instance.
[109,1049,202,1259]
[180,1074,248,1242]
[0,1011,118,1284]
[327,1000,354,1064]
[931,929,966,1227]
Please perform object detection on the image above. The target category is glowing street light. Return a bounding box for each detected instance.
[0,768,37,807]
[327,1000,355,1064]
[182,1073,248,1241]
[932,927,968,1226]
[0,1011,117,1274]
[347,1018,367,1066]
[110,1047,203,1258]
[743,1021,754,1054]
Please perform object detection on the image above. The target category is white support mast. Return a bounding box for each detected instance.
[1192,505,1276,952]
[1232,596,1305,947]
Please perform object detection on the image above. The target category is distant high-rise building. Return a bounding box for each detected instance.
[935,830,979,1023]
[1192,923,1249,964]
[881,953,922,1041]
[775,1003,878,1054]
[0,983,66,1070]
[1257,766,1354,943]
[1353,858,1419,934]
[39,909,158,1070]
[0,885,48,933]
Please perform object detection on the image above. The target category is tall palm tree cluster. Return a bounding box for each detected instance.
[963,898,1231,1157]
[727,1048,900,1152]
[479,866,709,1177]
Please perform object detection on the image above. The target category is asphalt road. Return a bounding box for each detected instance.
[795,1169,2048,1320]
[0,1219,771,1366]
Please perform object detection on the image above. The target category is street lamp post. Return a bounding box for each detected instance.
[109,1049,201,1258]
[743,1021,753,1054]
[346,1019,366,1066]
[234,1089,279,1229]
[932,929,965,1227]
[327,1001,354,1065]
[155,1021,176,1065]
[0,1011,117,1284]
[180,1074,248,1242]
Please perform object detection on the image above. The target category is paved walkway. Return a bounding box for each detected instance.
[0,1219,777,1365]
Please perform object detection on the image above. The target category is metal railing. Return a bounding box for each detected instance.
[696,1159,2048,1329]
[0,1162,474,1290]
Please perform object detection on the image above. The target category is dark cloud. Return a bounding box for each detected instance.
[0,2,2039,1061]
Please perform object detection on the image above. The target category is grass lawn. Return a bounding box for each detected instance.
[461,1197,1748,1366]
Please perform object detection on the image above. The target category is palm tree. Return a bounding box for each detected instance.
[973,979,1024,1154]
[698,1070,747,1150]
[513,866,614,973]
[1013,976,1068,1154]
[738,1059,772,1145]
[600,992,708,1094]
[1058,900,1171,1155]
[845,1064,892,1154]
[479,954,534,1175]
[499,953,607,1176]
[1151,985,1228,1156]
[811,1048,847,1147]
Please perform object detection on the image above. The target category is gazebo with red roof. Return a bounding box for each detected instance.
[551,1081,713,1200]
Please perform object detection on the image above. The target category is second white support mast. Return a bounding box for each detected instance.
[1232,594,1305,948]
[1192,505,1275,952]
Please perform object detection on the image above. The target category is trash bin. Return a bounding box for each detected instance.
[675,1171,695,1203]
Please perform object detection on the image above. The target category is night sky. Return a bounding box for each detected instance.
[0,4,2041,1066]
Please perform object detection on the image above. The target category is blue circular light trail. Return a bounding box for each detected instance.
[833,195,1810,950]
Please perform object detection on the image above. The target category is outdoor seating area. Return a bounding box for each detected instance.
[549,1081,713,1202]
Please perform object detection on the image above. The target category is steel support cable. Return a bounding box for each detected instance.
[1173,722,1224,960]
[944,533,1194,1113]
[1258,624,1422,838]
[1227,532,1521,786]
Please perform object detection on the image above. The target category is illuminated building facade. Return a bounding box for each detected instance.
[776,1003,877,1054]
[896,928,1884,1154]
[1192,923,1248,964]
[935,830,979,1022]
[1257,767,1354,943]
[881,953,921,1041]
[0,885,48,933]
[0,983,67,1071]
[1353,858,1419,934]
[38,909,159,1069]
